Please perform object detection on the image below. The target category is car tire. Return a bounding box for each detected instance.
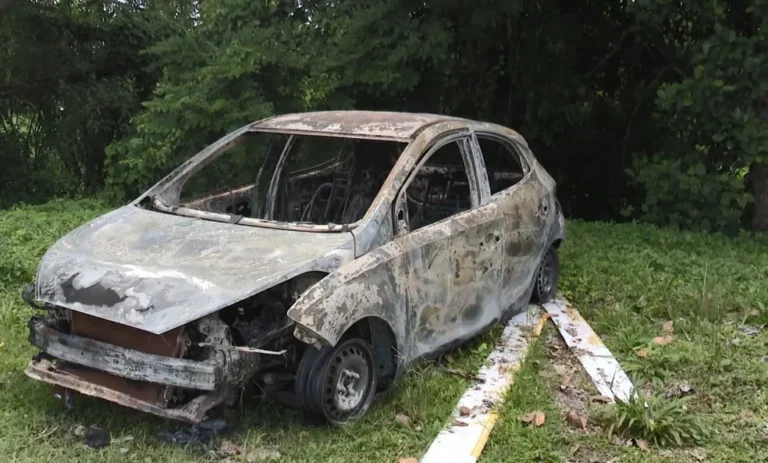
[294,338,378,426]
[531,246,559,303]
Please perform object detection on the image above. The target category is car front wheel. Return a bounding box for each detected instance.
[295,337,378,426]
[531,246,559,303]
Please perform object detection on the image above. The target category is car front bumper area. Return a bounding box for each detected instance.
[25,318,224,423]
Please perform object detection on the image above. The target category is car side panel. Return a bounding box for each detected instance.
[398,202,504,359]
[398,224,451,357]
[495,170,547,310]
[286,240,409,358]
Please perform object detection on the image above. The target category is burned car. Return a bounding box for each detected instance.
[24,111,565,426]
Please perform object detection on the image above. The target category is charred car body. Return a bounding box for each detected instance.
[24,111,565,425]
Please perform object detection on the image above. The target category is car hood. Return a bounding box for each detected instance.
[35,206,354,334]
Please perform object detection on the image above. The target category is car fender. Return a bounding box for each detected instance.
[287,240,408,350]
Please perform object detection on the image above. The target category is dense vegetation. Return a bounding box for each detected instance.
[1,200,766,461]
[1,0,766,232]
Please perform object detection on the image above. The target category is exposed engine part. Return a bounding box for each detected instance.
[197,343,287,356]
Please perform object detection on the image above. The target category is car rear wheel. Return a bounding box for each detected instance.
[531,246,559,303]
[295,338,377,426]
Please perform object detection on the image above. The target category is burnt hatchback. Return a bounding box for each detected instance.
[24,111,565,425]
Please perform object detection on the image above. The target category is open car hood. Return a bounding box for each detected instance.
[35,206,354,334]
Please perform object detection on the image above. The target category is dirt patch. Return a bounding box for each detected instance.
[540,330,619,462]
[542,331,601,423]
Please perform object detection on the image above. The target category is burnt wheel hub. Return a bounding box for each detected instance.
[325,345,370,415]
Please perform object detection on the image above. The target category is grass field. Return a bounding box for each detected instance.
[1,200,767,462]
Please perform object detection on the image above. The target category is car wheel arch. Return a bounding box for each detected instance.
[339,316,399,390]
[287,241,408,359]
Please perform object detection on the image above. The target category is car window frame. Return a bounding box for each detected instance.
[472,131,532,200]
[393,133,481,237]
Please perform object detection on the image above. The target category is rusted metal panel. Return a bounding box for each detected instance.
[29,319,219,390]
[250,111,462,141]
[288,240,409,352]
[66,308,185,405]
[25,359,222,423]
[56,363,168,405]
[35,205,354,334]
[70,311,183,356]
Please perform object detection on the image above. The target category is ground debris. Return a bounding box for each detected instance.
[441,367,485,383]
[687,447,707,462]
[83,427,110,448]
[565,410,587,430]
[661,320,674,335]
[219,440,243,457]
[395,413,413,429]
[665,380,694,399]
[521,410,546,427]
[737,324,763,337]
[652,335,674,346]
[157,418,228,444]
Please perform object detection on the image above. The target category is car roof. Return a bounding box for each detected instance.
[249,110,466,141]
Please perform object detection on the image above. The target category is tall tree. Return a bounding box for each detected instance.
[0,0,171,204]
[628,0,768,231]
[105,0,313,199]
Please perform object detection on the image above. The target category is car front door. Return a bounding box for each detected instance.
[393,133,505,359]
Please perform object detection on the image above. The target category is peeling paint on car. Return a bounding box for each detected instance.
[24,110,565,423]
[35,206,355,334]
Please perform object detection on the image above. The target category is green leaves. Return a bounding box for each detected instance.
[105,0,313,198]
[630,154,753,232]
[628,0,768,231]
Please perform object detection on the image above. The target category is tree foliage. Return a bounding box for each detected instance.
[1,0,766,231]
[0,0,170,205]
[628,0,768,231]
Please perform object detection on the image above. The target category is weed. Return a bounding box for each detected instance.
[600,391,707,447]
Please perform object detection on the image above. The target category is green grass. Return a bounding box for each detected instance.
[1,201,767,462]
[484,221,768,463]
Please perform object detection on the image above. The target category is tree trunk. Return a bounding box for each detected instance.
[751,161,768,232]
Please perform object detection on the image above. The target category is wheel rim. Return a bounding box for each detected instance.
[536,250,556,297]
[321,341,374,421]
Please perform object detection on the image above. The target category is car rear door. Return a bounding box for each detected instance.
[393,132,505,359]
[472,132,547,311]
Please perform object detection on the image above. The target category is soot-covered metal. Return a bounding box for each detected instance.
[23,111,565,426]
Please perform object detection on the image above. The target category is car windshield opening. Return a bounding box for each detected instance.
[178,131,406,226]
